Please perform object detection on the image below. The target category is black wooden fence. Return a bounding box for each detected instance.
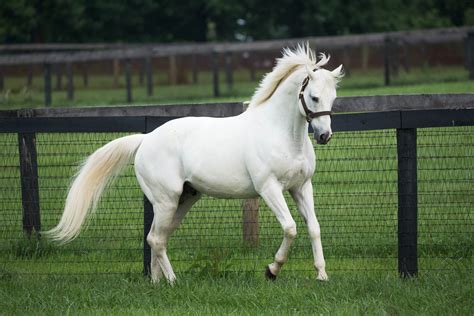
[0,95,473,277]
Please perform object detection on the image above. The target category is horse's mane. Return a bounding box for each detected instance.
[248,43,330,108]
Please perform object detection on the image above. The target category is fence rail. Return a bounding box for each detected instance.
[0,27,473,106]
[1,27,472,63]
[0,95,473,277]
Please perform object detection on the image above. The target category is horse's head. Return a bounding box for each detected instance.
[299,63,343,145]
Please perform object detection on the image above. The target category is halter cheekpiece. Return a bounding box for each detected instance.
[299,70,332,123]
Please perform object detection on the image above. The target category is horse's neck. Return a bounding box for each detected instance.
[261,70,308,146]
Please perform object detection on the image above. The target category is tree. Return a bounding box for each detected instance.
[0,0,37,43]
[0,0,472,43]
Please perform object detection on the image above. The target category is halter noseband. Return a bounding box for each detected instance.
[299,74,332,123]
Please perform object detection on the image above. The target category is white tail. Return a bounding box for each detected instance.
[46,134,145,243]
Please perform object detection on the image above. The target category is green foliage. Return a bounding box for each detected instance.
[187,249,234,278]
[0,0,36,42]
[0,0,472,43]
[0,0,85,43]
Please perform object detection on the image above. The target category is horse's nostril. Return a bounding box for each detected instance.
[320,132,330,143]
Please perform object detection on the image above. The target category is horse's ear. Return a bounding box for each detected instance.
[331,64,344,79]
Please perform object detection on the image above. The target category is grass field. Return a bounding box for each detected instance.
[1,271,472,315]
[0,66,473,109]
[0,66,473,314]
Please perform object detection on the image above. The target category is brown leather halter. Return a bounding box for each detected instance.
[298,75,332,123]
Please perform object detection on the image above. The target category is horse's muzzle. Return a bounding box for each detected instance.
[315,132,332,145]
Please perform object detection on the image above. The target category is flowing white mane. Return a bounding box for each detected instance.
[248,43,331,108]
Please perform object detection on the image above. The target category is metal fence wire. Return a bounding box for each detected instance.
[0,127,472,276]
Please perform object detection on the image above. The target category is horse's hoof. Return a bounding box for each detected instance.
[265,266,277,281]
[316,271,328,281]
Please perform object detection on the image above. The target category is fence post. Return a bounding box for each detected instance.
[191,53,199,84]
[361,44,369,71]
[143,119,154,277]
[44,63,52,107]
[249,58,256,82]
[145,56,153,97]
[139,59,145,86]
[125,59,133,103]
[66,62,74,101]
[225,51,233,92]
[242,101,259,246]
[18,132,41,239]
[465,31,474,80]
[242,198,259,246]
[0,67,4,91]
[82,64,89,87]
[113,59,120,88]
[211,50,220,97]
[384,36,393,86]
[55,64,63,90]
[27,67,33,88]
[169,55,177,85]
[143,196,153,276]
[400,39,412,73]
[396,128,418,277]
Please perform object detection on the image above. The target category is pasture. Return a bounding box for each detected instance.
[0,67,473,314]
[2,272,472,314]
[0,66,472,109]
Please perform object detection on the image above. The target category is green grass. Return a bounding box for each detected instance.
[0,67,473,314]
[1,271,472,315]
[0,66,473,109]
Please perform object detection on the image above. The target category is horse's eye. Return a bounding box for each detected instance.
[311,96,319,103]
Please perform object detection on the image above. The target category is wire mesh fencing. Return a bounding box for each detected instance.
[417,127,473,272]
[0,126,472,276]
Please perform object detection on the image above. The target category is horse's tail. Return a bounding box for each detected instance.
[46,134,145,243]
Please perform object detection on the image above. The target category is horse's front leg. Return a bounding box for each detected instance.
[290,180,328,281]
[259,180,297,279]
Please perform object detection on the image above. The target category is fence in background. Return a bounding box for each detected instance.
[0,27,473,106]
[0,94,473,277]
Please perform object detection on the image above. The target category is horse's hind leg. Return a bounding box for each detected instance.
[148,183,201,284]
[147,198,177,283]
[174,183,202,231]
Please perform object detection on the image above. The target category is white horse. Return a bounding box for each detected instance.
[47,44,343,283]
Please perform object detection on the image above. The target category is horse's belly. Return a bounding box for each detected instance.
[185,151,257,198]
[188,172,257,199]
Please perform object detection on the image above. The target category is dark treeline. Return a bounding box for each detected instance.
[1,0,473,43]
